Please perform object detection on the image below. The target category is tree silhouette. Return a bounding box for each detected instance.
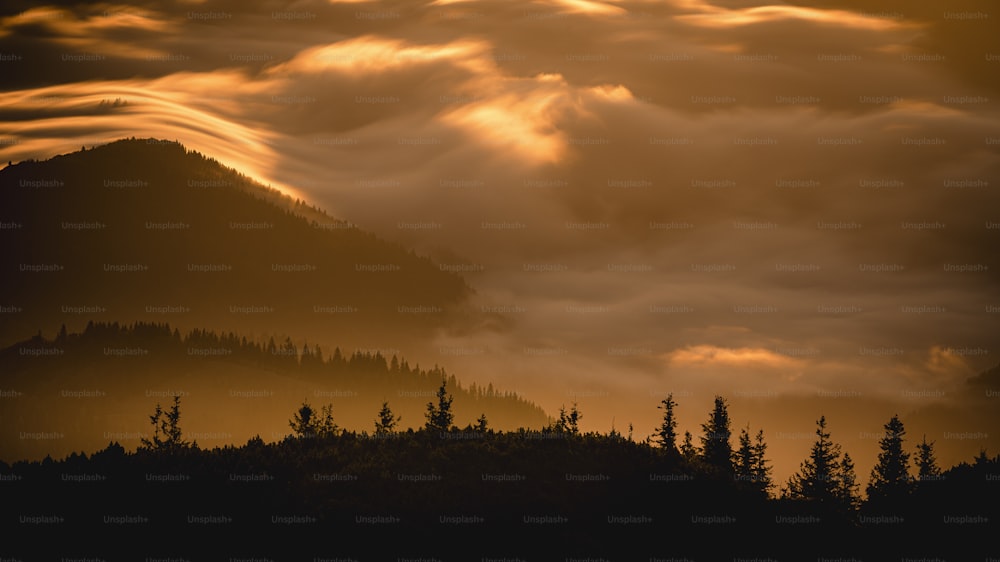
[700,395,733,475]
[735,425,754,480]
[281,337,297,365]
[316,404,338,437]
[141,403,166,450]
[656,393,679,454]
[751,429,772,494]
[475,413,489,433]
[609,419,623,441]
[552,402,582,435]
[290,401,338,439]
[11,374,1000,556]
[290,401,317,438]
[140,395,189,452]
[374,401,400,435]
[867,415,912,502]
[915,434,941,482]
[680,430,699,462]
[786,416,842,504]
[425,379,454,432]
[566,403,581,434]
[836,452,860,511]
[735,425,772,496]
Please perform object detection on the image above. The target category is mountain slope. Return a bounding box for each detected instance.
[0,138,471,349]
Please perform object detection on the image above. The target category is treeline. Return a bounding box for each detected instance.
[2,388,996,558]
[0,321,549,462]
[628,394,975,510]
[7,320,543,414]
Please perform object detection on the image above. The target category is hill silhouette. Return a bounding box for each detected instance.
[1,385,996,559]
[0,138,471,350]
[0,321,548,461]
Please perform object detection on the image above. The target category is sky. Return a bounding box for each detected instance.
[1,0,999,485]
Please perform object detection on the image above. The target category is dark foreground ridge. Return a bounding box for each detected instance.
[3,388,998,559]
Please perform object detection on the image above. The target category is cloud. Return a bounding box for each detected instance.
[1,5,175,59]
[271,35,492,75]
[674,0,912,31]
[0,74,282,191]
[0,0,997,469]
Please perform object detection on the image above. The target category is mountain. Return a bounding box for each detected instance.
[0,138,472,351]
[0,321,549,461]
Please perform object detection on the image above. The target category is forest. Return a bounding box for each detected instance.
[3,373,997,559]
[0,321,549,462]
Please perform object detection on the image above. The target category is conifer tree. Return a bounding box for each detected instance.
[680,430,699,462]
[867,415,912,502]
[916,435,942,482]
[140,395,189,452]
[425,379,454,432]
[836,452,860,510]
[375,401,400,435]
[290,401,338,438]
[552,403,583,435]
[735,425,772,496]
[786,416,842,503]
[751,429,772,495]
[735,425,755,481]
[656,393,679,454]
[290,401,318,438]
[700,395,733,474]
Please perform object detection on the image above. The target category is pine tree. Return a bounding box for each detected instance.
[316,404,338,438]
[552,403,582,435]
[656,393,679,454]
[751,429,773,495]
[566,402,581,434]
[141,403,165,450]
[680,430,699,462]
[290,401,317,438]
[165,395,183,446]
[700,395,733,475]
[836,452,860,511]
[290,401,338,438]
[374,401,400,435]
[867,414,912,502]
[915,435,942,482]
[425,379,454,432]
[140,395,189,452]
[552,406,567,432]
[786,416,842,503]
[735,425,755,482]
[735,425,772,496]
[282,337,297,361]
[609,419,622,441]
[475,413,489,433]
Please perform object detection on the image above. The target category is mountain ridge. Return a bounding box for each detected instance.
[0,137,475,351]
[0,320,549,461]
